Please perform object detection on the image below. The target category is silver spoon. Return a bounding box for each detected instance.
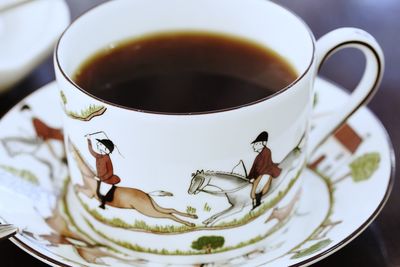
[0,224,18,240]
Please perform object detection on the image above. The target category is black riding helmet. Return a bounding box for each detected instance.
[96,139,115,153]
[251,131,269,144]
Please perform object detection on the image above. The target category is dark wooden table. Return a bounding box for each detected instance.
[1,1,398,266]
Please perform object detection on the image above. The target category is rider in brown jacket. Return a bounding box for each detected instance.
[87,138,121,209]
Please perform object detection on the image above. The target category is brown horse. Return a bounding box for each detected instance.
[43,205,95,245]
[67,139,197,227]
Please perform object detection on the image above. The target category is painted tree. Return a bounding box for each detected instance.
[191,236,225,253]
[333,152,380,184]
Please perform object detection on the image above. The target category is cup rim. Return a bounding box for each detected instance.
[55,0,316,116]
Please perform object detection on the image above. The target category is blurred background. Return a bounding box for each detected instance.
[0,0,399,266]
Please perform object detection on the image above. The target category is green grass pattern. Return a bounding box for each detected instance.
[60,90,67,105]
[84,215,290,256]
[60,90,106,121]
[203,203,212,212]
[66,105,106,121]
[62,179,99,245]
[291,239,332,259]
[0,165,39,185]
[186,206,197,215]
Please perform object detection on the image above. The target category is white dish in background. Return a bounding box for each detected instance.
[0,0,31,10]
[0,0,70,92]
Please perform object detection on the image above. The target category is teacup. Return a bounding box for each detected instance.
[54,0,383,263]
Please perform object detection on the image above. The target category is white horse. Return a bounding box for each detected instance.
[188,147,304,226]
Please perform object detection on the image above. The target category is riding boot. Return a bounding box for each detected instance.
[105,185,116,202]
[255,192,262,207]
[99,185,116,209]
[99,198,106,209]
[61,156,68,165]
[252,193,262,210]
[96,181,109,210]
[251,198,257,210]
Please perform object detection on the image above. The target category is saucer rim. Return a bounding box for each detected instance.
[2,79,395,267]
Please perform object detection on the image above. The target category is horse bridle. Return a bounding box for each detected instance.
[194,175,209,194]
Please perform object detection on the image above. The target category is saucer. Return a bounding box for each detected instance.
[0,0,70,92]
[0,78,394,266]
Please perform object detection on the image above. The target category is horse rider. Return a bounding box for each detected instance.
[87,137,121,209]
[248,131,281,210]
[20,104,66,162]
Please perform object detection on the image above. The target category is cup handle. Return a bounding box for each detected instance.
[308,27,384,156]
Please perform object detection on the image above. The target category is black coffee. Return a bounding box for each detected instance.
[73,32,297,113]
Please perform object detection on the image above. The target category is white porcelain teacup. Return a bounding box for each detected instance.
[54,0,383,263]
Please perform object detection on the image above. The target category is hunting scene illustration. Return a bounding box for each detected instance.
[0,93,307,232]
[0,102,310,261]
[66,128,306,232]
[0,91,385,264]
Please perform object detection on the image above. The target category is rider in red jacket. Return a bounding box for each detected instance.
[248,131,281,210]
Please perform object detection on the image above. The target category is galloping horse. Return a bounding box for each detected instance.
[68,139,197,227]
[188,147,304,226]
